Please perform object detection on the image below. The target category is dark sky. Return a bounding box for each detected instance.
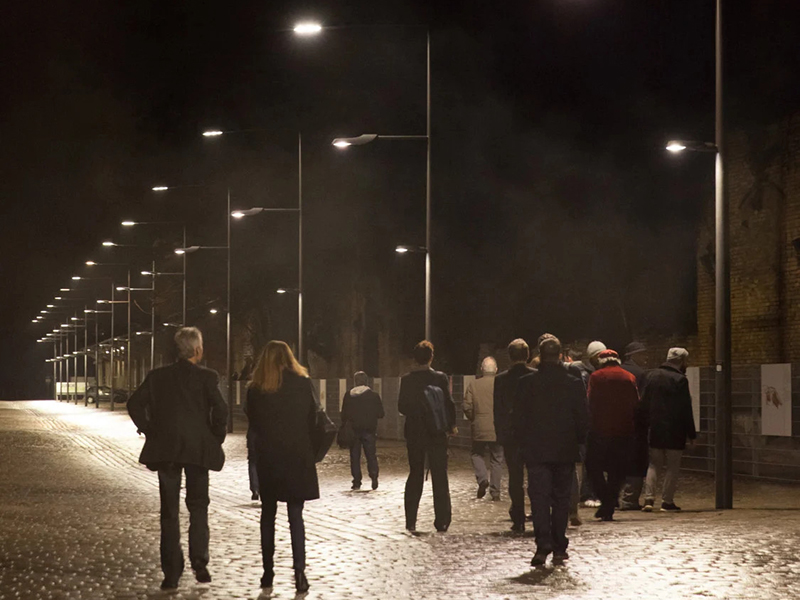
[2,1,799,396]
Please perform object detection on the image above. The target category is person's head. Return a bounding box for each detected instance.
[481,356,498,376]
[586,340,607,368]
[250,340,308,393]
[353,371,369,387]
[538,335,562,365]
[666,347,689,372]
[175,327,203,363]
[507,338,530,364]
[624,341,648,367]
[412,340,434,366]
[565,347,583,363]
[597,349,621,368]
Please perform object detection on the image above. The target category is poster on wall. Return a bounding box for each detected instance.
[761,364,792,437]
[686,367,701,432]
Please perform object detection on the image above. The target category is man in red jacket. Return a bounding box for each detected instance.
[585,349,639,521]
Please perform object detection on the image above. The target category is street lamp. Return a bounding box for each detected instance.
[232,206,304,359]
[326,29,432,341]
[293,22,323,35]
[666,0,730,509]
[120,219,187,324]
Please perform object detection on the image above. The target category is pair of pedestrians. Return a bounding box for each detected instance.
[128,329,319,593]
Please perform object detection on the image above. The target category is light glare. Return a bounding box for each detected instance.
[231,211,245,219]
[276,288,287,294]
[666,142,687,153]
[152,186,169,191]
[121,221,136,227]
[102,241,114,247]
[202,130,224,137]
[86,261,96,266]
[333,140,352,148]
[294,22,322,35]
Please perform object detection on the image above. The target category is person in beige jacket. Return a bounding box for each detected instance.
[463,357,504,500]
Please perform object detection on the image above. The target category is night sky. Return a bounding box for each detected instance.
[2,1,799,397]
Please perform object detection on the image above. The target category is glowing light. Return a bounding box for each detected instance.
[174,249,186,255]
[47,304,55,308]
[294,22,322,35]
[85,261,96,266]
[152,186,169,191]
[121,221,136,227]
[666,142,687,153]
[231,211,245,219]
[276,288,287,294]
[333,140,352,148]
[209,308,219,314]
[71,276,81,280]
[395,247,409,254]
[102,241,114,247]
[202,130,224,137]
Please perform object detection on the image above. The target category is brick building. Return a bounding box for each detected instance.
[695,113,800,365]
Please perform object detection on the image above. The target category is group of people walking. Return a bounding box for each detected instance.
[126,326,697,592]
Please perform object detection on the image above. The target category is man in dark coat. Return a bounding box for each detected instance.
[493,338,534,533]
[398,340,456,533]
[619,341,650,510]
[514,336,589,566]
[585,350,639,521]
[127,327,228,590]
[340,371,385,490]
[641,348,696,512]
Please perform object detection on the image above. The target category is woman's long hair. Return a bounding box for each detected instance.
[250,340,308,393]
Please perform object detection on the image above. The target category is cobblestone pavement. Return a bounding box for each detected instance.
[2,401,800,600]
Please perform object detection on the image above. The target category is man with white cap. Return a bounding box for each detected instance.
[463,356,503,501]
[641,347,696,512]
[573,340,606,508]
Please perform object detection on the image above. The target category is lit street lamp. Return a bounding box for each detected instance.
[666,0,730,509]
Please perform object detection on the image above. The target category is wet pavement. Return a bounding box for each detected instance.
[1,400,800,599]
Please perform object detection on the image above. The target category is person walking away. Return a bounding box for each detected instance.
[340,371,385,490]
[573,341,606,509]
[464,357,504,501]
[514,335,588,566]
[493,339,535,533]
[641,347,696,512]
[619,341,650,510]
[246,341,319,593]
[243,399,260,501]
[584,349,639,521]
[127,327,228,590]
[399,340,457,533]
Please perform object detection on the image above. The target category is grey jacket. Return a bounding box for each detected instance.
[463,375,497,442]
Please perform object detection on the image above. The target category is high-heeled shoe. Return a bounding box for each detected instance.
[295,570,309,593]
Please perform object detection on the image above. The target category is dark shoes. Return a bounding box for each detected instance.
[371,477,379,490]
[351,482,361,490]
[490,493,501,502]
[552,550,569,564]
[510,522,525,534]
[160,578,179,590]
[435,523,449,533]
[251,491,260,501]
[642,499,655,512]
[661,502,682,512]
[194,567,211,584]
[530,551,549,566]
[295,570,310,593]
[619,503,641,511]
[260,572,274,588]
[477,480,489,499]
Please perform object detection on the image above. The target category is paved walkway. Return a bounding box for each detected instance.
[1,400,800,599]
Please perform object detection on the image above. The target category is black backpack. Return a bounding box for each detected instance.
[422,384,450,435]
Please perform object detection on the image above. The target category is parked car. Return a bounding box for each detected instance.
[85,385,129,405]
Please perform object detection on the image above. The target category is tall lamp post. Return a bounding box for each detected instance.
[231,205,303,359]
[665,0,731,509]
[322,26,432,340]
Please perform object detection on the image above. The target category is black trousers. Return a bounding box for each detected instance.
[585,433,632,518]
[404,437,451,531]
[350,430,379,486]
[157,464,210,580]
[527,462,574,554]
[260,497,306,574]
[503,443,526,527]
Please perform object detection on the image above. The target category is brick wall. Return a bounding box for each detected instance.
[696,115,800,365]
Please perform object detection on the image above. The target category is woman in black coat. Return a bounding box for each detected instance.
[246,340,319,593]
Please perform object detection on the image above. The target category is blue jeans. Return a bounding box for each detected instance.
[527,463,574,554]
[350,430,379,486]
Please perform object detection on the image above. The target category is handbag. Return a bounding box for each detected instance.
[337,419,355,449]
[312,408,337,463]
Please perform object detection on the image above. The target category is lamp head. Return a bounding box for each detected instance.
[294,22,322,35]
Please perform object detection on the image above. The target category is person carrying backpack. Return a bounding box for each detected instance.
[398,340,456,533]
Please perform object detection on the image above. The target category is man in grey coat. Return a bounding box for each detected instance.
[464,357,503,500]
[128,327,228,590]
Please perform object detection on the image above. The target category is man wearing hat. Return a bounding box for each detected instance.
[585,349,639,521]
[619,342,650,510]
[573,341,606,509]
[641,348,696,512]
